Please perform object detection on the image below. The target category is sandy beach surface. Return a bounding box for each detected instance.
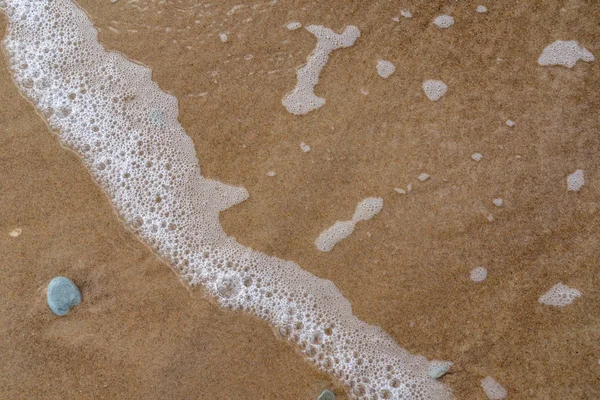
[1,1,599,399]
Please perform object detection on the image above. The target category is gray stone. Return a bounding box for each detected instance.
[47,276,81,316]
[317,389,335,400]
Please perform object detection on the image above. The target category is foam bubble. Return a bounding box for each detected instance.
[538,40,595,68]
[471,152,483,162]
[0,1,453,398]
[433,15,455,29]
[506,119,515,127]
[376,60,395,79]
[219,33,228,42]
[282,25,360,115]
[476,5,488,13]
[315,197,383,252]
[539,283,581,307]
[481,376,507,400]
[492,198,503,207]
[567,169,584,192]
[423,80,448,101]
[266,171,276,177]
[401,10,413,18]
[470,267,488,283]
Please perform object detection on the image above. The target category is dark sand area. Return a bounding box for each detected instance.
[1,1,599,398]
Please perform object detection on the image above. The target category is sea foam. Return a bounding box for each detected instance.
[0,1,453,399]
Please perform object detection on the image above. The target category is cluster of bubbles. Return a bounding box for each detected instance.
[0,0,452,398]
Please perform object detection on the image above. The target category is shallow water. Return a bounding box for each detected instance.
[1,1,599,399]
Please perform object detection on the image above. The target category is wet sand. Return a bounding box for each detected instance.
[1,1,599,399]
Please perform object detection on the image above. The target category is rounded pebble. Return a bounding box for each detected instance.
[47,276,81,316]
[317,389,335,400]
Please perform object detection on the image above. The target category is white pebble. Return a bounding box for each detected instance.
[493,198,503,207]
[219,33,228,42]
[470,267,488,282]
[376,60,395,79]
[433,15,455,29]
[567,169,584,192]
[286,21,302,30]
[471,152,483,162]
[418,173,431,182]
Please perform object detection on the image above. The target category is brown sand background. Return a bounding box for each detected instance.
[1,0,599,398]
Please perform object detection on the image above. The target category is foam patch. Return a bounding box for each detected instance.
[538,40,595,68]
[0,0,452,399]
[282,25,360,115]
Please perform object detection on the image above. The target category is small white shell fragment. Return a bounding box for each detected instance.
[9,228,22,237]
[394,188,406,195]
[567,169,585,192]
[433,15,455,29]
[493,198,503,207]
[481,376,508,400]
[266,171,276,177]
[376,60,396,79]
[506,119,516,127]
[401,9,413,18]
[219,33,228,42]
[300,142,311,152]
[470,267,488,282]
[407,183,413,192]
[392,16,400,23]
[418,173,431,182]
[286,21,302,30]
[476,5,488,13]
[471,152,483,162]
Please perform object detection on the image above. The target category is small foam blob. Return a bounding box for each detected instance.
[315,197,383,252]
[471,152,483,162]
[476,5,488,13]
[300,142,311,152]
[394,188,407,195]
[282,25,360,115]
[47,277,81,316]
[266,171,276,177]
[567,169,584,192]
[418,173,431,182]
[423,80,448,101]
[317,389,336,400]
[401,9,413,18]
[219,33,228,42]
[286,21,302,31]
[538,40,595,68]
[506,119,516,127]
[492,198,503,207]
[481,376,507,400]
[470,267,488,283]
[376,60,395,79]
[539,283,581,307]
[433,15,455,29]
